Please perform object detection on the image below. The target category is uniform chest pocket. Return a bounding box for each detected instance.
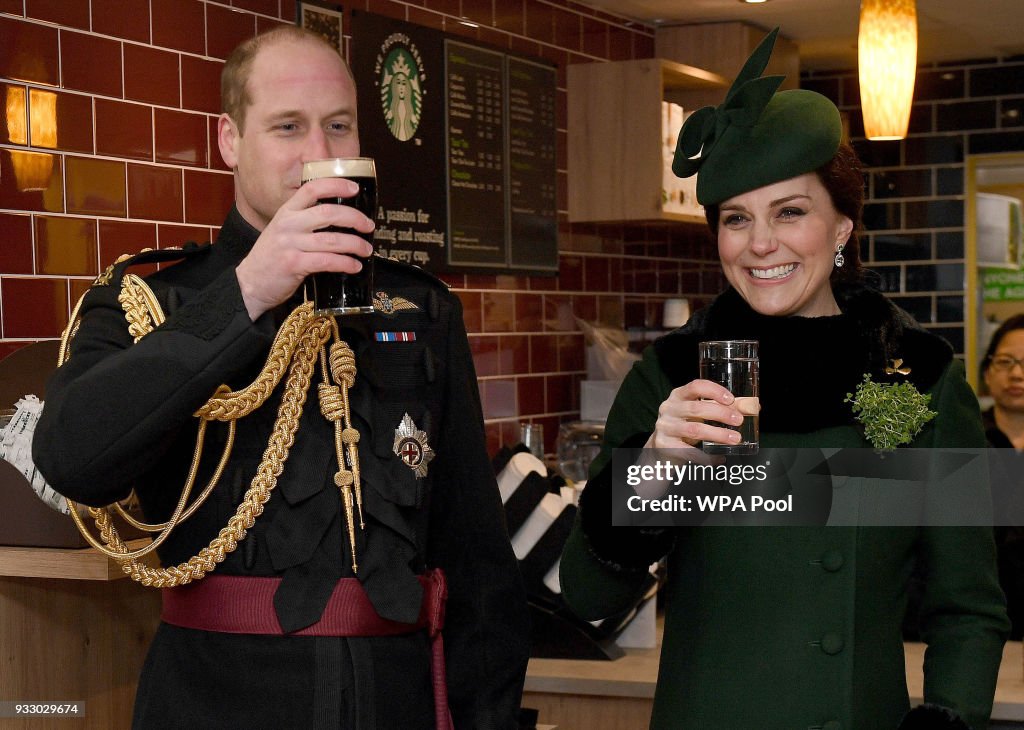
[369,403,434,504]
[351,339,441,497]
[358,340,439,398]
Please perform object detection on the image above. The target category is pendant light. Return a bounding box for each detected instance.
[858,0,918,140]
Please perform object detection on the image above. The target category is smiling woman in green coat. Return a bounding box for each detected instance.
[559,29,1009,730]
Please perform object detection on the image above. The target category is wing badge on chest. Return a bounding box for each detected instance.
[393,413,434,478]
[373,290,420,314]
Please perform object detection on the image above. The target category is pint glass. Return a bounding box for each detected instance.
[301,157,377,315]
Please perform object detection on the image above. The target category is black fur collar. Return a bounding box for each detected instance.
[654,284,953,433]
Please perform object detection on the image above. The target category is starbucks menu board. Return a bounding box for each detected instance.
[351,11,557,274]
[507,57,557,269]
[446,43,505,267]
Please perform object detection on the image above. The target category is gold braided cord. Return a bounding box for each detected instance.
[121,271,324,422]
[64,280,234,543]
[318,320,364,571]
[328,333,364,530]
[194,303,320,421]
[58,292,86,364]
[100,316,333,586]
[66,415,215,561]
[59,268,349,586]
[113,414,237,531]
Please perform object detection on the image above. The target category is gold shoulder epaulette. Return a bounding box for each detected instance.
[92,242,212,288]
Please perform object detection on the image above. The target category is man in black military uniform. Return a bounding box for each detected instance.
[33,26,529,730]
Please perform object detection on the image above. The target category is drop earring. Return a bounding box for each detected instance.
[834,243,845,268]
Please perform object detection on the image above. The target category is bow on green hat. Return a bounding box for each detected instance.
[672,27,842,206]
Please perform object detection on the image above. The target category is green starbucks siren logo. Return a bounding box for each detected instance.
[376,35,425,143]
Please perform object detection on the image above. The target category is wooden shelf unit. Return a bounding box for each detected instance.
[567,58,728,224]
[0,539,153,581]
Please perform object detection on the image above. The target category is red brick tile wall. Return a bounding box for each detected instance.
[0,0,721,456]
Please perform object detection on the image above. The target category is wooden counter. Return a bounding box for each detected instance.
[524,642,656,729]
[525,637,1024,729]
[0,541,148,581]
[0,543,161,729]
[6,544,1023,729]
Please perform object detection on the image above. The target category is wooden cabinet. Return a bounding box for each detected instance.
[655,22,800,93]
[0,544,160,729]
[567,58,727,224]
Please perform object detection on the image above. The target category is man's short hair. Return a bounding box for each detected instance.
[221,26,352,134]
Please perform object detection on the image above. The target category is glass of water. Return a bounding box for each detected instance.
[520,422,545,459]
[699,340,759,455]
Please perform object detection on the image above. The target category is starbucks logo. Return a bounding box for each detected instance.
[377,41,424,143]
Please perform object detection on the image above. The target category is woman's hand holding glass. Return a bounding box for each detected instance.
[647,379,746,451]
[631,380,744,499]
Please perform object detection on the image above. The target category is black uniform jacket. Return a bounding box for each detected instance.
[33,207,530,729]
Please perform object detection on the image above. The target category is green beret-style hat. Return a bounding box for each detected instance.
[672,28,842,206]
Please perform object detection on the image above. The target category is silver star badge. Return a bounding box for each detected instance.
[393,413,434,478]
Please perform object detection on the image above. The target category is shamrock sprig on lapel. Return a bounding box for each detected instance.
[844,361,937,450]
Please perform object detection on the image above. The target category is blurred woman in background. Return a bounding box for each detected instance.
[983,314,1024,639]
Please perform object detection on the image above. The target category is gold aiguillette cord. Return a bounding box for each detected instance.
[317,318,365,573]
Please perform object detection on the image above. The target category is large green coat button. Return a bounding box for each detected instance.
[821,550,844,572]
[820,633,845,655]
[822,721,842,730]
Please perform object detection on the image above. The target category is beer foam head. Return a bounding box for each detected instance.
[671,28,841,206]
[302,157,376,183]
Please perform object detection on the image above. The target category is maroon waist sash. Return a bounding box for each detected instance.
[160,568,452,730]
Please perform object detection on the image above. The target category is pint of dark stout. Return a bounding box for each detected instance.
[301,157,377,315]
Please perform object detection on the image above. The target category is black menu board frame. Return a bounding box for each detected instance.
[350,11,558,275]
